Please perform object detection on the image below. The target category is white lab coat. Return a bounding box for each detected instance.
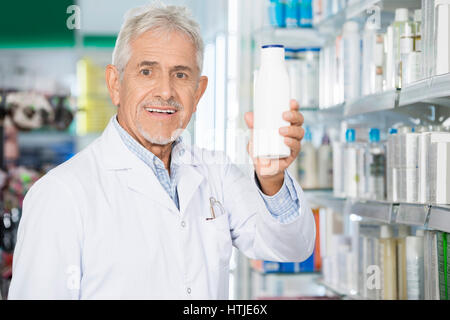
[8,116,315,300]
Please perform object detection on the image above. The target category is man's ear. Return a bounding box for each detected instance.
[105,64,121,106]
[193,75,208,113]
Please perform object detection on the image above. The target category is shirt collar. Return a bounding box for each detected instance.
[112,115,183,171]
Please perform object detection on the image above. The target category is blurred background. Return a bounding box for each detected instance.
[0,0,449,300]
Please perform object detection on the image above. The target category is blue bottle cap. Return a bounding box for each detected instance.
[369,128,380,143]
[298,47,321,52]
[262,44,284,49]
[345,129,356,143]
[304,126,312,142]
[389,128,398,135]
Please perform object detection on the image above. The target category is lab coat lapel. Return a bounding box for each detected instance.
[124,166,179,214]
[172,141,204,215]
[98,116,179,214]
[176,165,204,215]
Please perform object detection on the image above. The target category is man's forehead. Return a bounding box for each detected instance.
[132,29,194,50]
[130,31,197,65]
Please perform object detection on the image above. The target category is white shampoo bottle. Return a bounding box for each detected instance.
[253,45,291,159]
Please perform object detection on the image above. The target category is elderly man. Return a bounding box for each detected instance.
[9,4,315,299]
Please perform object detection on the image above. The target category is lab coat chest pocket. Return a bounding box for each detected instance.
[202,213,232,268]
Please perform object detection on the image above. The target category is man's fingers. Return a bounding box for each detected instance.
[279,126,304,141]
[244,111,254,129]
[290,99,300,111]
[282,111,304,126]
[284,136,301,154]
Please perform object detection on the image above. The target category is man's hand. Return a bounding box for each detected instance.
[244,99,305,196]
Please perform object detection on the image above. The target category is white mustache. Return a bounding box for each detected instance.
[139,99,183,111]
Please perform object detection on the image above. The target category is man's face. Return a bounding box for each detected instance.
[110,30,207,145]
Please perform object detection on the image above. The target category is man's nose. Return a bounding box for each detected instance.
[154,74,174,101]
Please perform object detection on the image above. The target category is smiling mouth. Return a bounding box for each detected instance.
[145,107,178,115]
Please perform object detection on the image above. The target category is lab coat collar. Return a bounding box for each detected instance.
[99,116,202,170]
[98,116,204,214]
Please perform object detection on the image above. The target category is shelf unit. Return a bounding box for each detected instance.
[238,0,450,300]
[315,0,422,34]
[317,73,450,122]
[305,190,450,234]
[315,278,367,300]
[250,269,326,299]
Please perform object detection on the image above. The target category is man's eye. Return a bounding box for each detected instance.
[176,72,187,79]
[140,69,151,76]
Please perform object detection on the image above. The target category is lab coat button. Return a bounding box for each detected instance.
[181,221,186,228]
[179,149,185,156]
[187,287,191,294]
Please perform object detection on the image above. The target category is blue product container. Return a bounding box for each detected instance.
[299,0,313,28]
[285,0,300,28]
[262,261,281,272]
[280,262,301,272]
[299,252,315,271]
[268,0,287,28]
[285,47,297,60]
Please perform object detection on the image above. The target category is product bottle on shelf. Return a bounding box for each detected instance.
[365,128,386,200]
[400,22,415,87]
[253,45,291,159]
[387,128,398,202]
[332,140,345,198]
[399,127,420,203]
[312,0,323,26]
[362,22,385,95]
[286,0,299,28]
[286,48,302,103]
[435,0,450,76]
[298,126,318,189]
[413,9,422,52]
[342,20,361,102]
[268,0,287,28]
[396,225,411,300]
[406,229,425,300]
[299,0,313,28]
[380,224,398,300]
[335,34,345,105]
[343,128,359,198]
[386,8,414,89]
[318,132,333,189]
[299,48,321,108]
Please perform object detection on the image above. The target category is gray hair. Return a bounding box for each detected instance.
[112,2,204,78]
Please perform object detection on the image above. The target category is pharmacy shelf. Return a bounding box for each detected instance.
[347,199,394,223]
[398,74,450,122]
[252,27,324,48]
[305,190,346,213]
[428,206,450,233]
[305,190,450,233]
[303,104,347,125]
[400,74,450,105]
[316,0,421,33]
[317,73,450,122]
[395,203,430,226]
[344,89,397,117]
[314,8,347,34]
[315,278,367,300]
